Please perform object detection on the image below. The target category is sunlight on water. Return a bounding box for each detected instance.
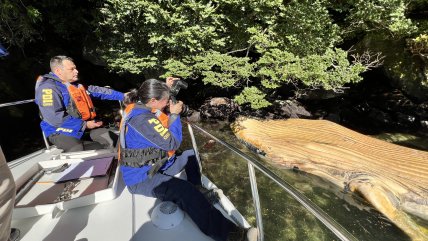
[182,121,414,241]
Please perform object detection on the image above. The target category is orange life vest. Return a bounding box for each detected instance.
[36,75,97,121]
[64,82,96,121]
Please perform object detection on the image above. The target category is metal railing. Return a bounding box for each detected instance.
[0,99,35,108]
[0,99,50,150]
[187,122,358,241]
[3,98,358,241]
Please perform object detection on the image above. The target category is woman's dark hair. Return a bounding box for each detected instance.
[125,79,169,105]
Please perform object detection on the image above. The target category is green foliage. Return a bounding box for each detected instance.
[97,0,420,110]
[333,0,418,38]
[257,48,366,91]
[0,0,41,47]
[271,0,341,56]
[407,34,428,59]
[192,51,254,88]
[98,0,343,71]
[162,58,194,79]
[257,49,299,89]
[98,0,228,75]
[234,86,271,109]
[164,51,255,101]
[105,51,159,74]
[0,0,421,109]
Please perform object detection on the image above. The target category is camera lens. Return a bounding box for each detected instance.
[181,104,190,116]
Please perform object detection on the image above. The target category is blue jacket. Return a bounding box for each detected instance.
[35,73,124,139]
[120,104,182,186]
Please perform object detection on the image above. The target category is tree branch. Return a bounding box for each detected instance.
[350,50,384,70]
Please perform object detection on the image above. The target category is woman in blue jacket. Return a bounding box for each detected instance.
[119,79,257,241]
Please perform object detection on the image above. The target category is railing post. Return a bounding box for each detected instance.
[41,130,50,150]
[187,123,203,173]
[248,163,264,241]
[118,100,125,117]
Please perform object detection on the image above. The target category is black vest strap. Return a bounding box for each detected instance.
[120,147,168,169]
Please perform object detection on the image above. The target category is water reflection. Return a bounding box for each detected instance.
[182,121,413,241]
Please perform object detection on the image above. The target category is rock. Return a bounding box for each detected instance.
[232,117,428,241]
[209,97,229,106]
[186,111,201,122]
[339,88,422,131]
[273,100,312,118]
[417,102,428,119]
[367,108,394,125]
[324,113,341,123]
[297,88,347,100]
[200,97,240,120]
[395,112,417,127]
[421,120,428,130]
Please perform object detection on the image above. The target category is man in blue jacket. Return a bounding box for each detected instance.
[35,55,124,152]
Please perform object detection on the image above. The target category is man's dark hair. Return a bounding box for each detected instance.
[50,55,73,71]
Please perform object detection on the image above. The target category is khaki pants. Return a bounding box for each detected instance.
[0,147,15,241]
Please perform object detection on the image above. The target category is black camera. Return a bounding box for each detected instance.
[170,79,190,116]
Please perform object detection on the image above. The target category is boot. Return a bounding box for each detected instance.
[9,228,20,241]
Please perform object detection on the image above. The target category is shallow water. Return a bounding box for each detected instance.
[181,121,419,241]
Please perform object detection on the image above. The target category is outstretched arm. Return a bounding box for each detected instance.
[88,85,124,101]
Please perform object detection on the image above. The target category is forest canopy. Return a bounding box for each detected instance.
[96,0,424,108]
[1,0,426,109]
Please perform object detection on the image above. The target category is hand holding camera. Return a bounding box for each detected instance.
[169,100,183,115]
[166,77,179,88]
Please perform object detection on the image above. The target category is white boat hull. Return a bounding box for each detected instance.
[9,148,249,241]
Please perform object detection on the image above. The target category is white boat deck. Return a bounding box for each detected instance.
[12,181,213,241]
[9,148,220,241]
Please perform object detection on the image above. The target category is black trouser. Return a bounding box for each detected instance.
[152,153,235,241]
[48,127,117,152]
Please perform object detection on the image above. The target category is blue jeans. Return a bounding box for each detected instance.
[128,149,235,241]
